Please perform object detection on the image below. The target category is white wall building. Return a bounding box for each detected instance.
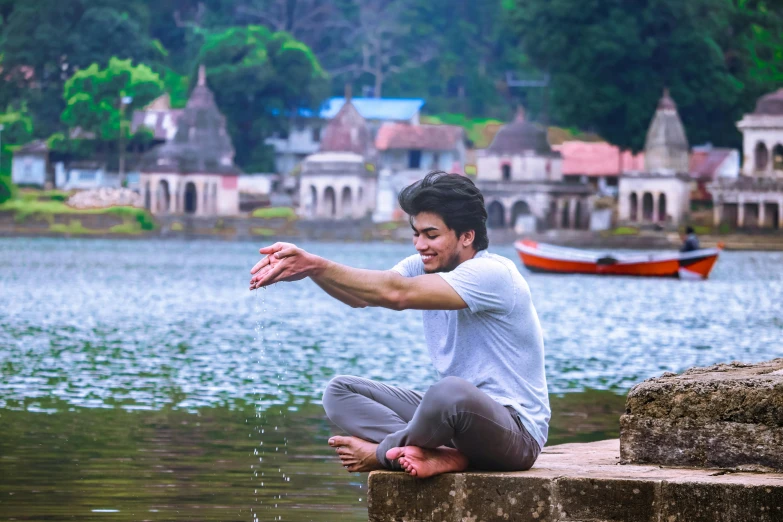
[140,66,240,216]
[298,97,377,220]
[618,89,692,226]
[476,109,594,231]
[710,88,783,229]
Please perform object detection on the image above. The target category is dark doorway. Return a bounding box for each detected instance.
[658,193,667,223]
[487,201,505,229]
[511,200,531,229]
[184,182,197,214]
[642,192,654,221]
[408,150,422,169]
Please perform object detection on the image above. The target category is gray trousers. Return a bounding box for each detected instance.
[322,375,540,471]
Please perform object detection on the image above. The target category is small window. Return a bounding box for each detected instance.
[312,126,321,142]
[502,164,511,181]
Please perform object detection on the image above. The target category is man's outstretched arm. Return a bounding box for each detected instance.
[312,278,369,308]
[249,242,466,311]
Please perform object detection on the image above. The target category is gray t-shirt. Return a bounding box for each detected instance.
[392,250,550,449]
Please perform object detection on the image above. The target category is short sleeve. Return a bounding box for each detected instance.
[437,257,515,314]
[391,254,425,278]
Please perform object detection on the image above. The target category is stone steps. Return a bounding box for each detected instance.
[368,439,783,522]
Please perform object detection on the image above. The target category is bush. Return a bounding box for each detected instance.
[0,199,156,230]
[0,176,14,204]
[611,226,639,235]
[251,206,297,220]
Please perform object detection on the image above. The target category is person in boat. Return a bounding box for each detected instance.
[249,171,549,479]
[680,226,700,253]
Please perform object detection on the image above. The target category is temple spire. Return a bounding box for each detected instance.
[198,65,207,87]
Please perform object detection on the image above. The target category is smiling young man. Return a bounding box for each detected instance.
[249,171,550,478]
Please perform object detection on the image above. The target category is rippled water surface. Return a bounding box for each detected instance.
[1,238,781,521]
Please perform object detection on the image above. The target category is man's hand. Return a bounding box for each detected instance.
[249,242,323,290]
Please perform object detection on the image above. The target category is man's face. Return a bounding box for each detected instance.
[410,211,472,273]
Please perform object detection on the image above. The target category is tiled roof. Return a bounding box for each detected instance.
[319,100,372,156]
[689,148,734,180]
[553,141,644,176]
[320,97,424,121]
[15,140,48,155]
[375,123,464,151]
[131,109,183,141]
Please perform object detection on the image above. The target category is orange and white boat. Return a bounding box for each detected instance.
[514,240,721,280]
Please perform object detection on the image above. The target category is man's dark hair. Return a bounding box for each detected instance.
[685,226,695,234]
[398,171,489,251]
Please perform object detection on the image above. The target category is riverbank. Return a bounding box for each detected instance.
[3,209,783,249]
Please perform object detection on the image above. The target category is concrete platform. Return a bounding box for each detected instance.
[367,439,783,522]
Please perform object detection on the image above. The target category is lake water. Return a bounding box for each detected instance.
[1,238,781,521]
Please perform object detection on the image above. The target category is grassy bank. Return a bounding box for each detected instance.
[0,197,156,234]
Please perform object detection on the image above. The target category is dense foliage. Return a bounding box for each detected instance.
[196,25,329,171]
[0,0,781,168]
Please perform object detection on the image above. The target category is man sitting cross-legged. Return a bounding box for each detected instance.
[249,171,550,478]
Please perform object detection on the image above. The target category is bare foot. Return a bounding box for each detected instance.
[328,436,384,472]
[385,446,468,478]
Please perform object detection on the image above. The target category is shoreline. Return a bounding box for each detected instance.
[2,224,783,250]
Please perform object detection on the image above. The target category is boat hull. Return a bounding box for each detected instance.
[515,240,720,280]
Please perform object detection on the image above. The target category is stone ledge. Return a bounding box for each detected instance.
[367,439,783,522]
[620,358,783,471]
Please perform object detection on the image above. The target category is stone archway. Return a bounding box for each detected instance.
[487,201,505,229]
[642,192,654,221]
[184,181,198,214]
[630,192,638,221]
[144,181,151,210]
[561,200,571,229]
[341,186,352,219]
[308,185,317,218]
[511,200,531,229]
[756,142,769,172]
[574,200,583,229]
[773,144,783,171]
[658,193,667,223]
[323,186,336,218]
[157,179,171,214]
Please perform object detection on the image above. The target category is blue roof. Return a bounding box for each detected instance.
[319,97,425,121]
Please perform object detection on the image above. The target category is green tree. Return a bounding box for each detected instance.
[507,0,781,151]
[0,103,33,145]
[196,25,329,171]
[0,0,162,137]
[62,57,162,141]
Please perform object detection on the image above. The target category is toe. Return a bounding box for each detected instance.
[385,447,404,461]
[330,436,351,447]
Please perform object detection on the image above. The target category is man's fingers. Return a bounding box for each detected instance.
[251,264,273,283]
[250,255,271,275]
[259,242,296,255]
[274,247,298,259]
[256,260,288,287]
[259,242,285,255]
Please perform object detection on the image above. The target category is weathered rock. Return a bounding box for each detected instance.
[368,439,783,522]
[620,358,783,471]
[67,188,143,209]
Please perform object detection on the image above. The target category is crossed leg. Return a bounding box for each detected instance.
[323,375,540,478]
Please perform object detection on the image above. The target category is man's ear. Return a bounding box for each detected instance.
[461,230,475,247]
